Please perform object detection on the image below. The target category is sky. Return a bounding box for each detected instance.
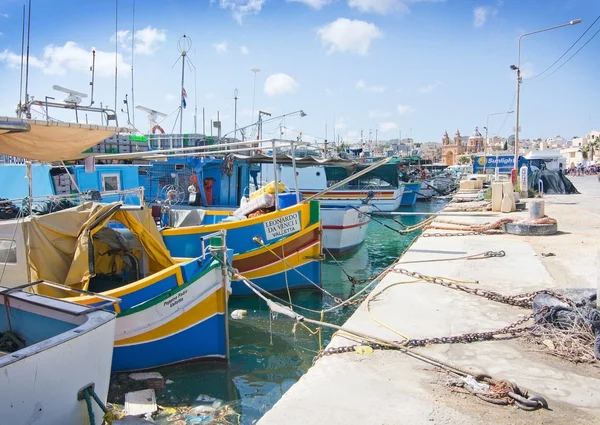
[0,0,599,145]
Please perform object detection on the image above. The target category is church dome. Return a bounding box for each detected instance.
[469,126,483,140]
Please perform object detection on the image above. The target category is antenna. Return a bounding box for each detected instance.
[131,0,135,128]
[53,85,88,104]
[24,0,32,119]
[114,0,118,114]
[89,50,96,106]
[18,5,25,117]
[174,34,192,136]
[136,105,167,133]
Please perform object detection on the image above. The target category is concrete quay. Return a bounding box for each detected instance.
[258,176,600,425]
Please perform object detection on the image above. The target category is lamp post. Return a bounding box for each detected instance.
[250,68,260,124]
[485,110,514,172]
[511,18,582,172]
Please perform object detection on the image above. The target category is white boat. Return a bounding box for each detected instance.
[0,281,118,425]
[321,204,372,254]
[260,163,404,212]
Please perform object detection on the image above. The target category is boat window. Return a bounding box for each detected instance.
[101,173,121,191]
[0,239,17,263]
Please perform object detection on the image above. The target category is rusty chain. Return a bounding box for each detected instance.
[391,267,578,309]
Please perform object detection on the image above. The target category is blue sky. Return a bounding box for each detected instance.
[0,0,598,144]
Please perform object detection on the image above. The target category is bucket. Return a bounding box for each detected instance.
[278,193,298,209]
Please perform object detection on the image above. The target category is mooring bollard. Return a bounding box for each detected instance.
[529,199,545,220]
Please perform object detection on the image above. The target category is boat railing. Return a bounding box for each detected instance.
[200,229,227,260]
[0,280,121,316]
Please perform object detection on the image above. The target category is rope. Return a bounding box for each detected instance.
[252,236,341,302]
[397,250,506,265]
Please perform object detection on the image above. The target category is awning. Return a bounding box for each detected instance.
[23,202,175,296]
[232,152,357,167]
[0,117,127,162]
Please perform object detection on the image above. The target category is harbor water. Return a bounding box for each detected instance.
[112,200,447,424]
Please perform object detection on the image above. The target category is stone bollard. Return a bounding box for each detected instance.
[529,199,545,220]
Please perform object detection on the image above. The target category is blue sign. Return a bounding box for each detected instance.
[473,155,528,173]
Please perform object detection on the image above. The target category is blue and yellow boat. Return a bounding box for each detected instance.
[162,199,322,296]
[3,202,232,372]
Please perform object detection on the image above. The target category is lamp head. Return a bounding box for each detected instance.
[570,19,582,25]
[510,64,518,71]
[300,110,307,117]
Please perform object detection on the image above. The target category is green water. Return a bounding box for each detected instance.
[143,200,447,424]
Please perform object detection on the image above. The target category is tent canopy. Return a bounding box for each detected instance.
[528,169,580,194]
[23,202,175,296]
[0,117,127,162]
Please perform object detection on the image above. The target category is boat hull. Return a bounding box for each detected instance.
[299,188,403,212]
[162,201,322,295]
[72,256,230,372]
[400,183,421,206]
[321,205,371,254]
[0,288,116,425]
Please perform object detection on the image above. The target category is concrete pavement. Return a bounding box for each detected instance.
[258,176,600,425]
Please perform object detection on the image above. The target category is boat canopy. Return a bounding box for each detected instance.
[23,202,175,296]
[0,117,126,162]
[232,152,357,168]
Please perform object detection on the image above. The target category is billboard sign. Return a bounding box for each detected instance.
[472,155,528,173]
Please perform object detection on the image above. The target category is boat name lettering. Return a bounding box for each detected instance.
[163,289,188,308]
[263,213,301,240]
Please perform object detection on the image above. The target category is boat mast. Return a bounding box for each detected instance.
[177,35,191,139]
[23,0,32,118]
[18,5,25,117]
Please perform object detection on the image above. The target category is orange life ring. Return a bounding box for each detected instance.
[151,124,165,134]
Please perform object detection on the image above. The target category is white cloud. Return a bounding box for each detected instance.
[519,62,535,79]
[287,0,332,9]
[264,73,299,96]
[111,27,166,55]
[0,49,44,69]
[348,0,409,14]
[0,13,8,18]
[397,104,414,115]
[356,79,386,93]
[317,18,382,56]
[473,6,498,28]
[43,42,129,77]
[368,110,391,118]
[213,42,228,54]
[348,0,446,15]
[0,42,128,77]
[417,80,442,94]
[219,0,265,24]
[135,27,167,55]
[240,45,250,55]
[378,121,398,132]
[165,93,176,102]
[205,93,216,100]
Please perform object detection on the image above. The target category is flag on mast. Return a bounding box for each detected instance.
[182,87,188,109]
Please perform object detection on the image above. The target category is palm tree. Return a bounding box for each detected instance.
[579,145,589,160]
[589,136,599,162]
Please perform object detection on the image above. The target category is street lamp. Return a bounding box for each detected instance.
[511,18,582,172]
[250,68,260,124]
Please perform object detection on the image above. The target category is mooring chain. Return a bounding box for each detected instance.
[422,230,504,238]
[391,268,576,309]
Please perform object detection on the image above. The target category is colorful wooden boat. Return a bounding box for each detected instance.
[400,182,421,206]
[0,202,231,371]
[0,282,117,425]
[161,200,322,296]
[321,205,371,254]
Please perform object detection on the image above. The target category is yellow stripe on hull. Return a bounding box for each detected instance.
[114,287,226,346]
[240,241,321,279]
